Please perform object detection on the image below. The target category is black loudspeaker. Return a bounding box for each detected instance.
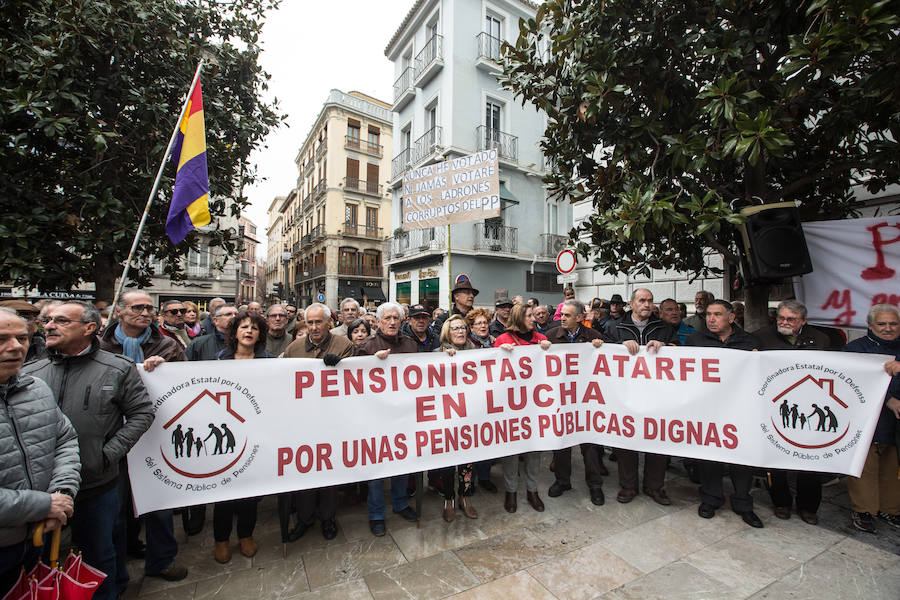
[737,201,813,281]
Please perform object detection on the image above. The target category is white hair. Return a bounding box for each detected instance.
[376,302,403,319]
[868,303,899,325]
[305,303,332,321]
[340,297,359,310]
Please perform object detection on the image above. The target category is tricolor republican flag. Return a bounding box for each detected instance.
[166,81,211,244]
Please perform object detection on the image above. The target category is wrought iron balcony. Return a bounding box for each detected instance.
[540,233,568,257]
[476,125,518,162]
[474,223,518,253]
[302,194,311,211]
[338,263,383,277]
[315,141,327,160]
[393,67,415,109]
[343,222,384,239]
[414,34,443,85]
[292,241,301,256]
[392,148,413,180]
[310,224,325,241]
[303,159,313,175]
[343,177,382,196]
[313,180,326,200]
[414,126,442,163]
[387,227,447,261]
[476,32,503,63]
[345,135,383,157]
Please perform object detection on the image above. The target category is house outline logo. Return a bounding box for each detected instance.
[768,375,849,449]
[160,389,249,479]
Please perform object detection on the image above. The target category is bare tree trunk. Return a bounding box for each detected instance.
[92,253,118,304]
[743,282,771,333]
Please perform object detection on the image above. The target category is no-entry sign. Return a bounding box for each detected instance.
[556,249,576,274]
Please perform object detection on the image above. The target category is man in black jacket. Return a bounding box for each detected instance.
[612,289,679,506]
[686,299,763,528]
[432,275,479,334]
[185,305,238,361]
[545,300,610,505]
[752,300,829,524]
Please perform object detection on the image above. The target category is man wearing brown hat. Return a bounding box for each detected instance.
[0,300,46,362]
[433,275,479,333]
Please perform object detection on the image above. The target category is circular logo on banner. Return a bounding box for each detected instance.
[756,363,863,462]
[556,249,576,274]
[155,379,262,487]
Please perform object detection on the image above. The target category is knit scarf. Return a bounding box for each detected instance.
[113,323,151,363]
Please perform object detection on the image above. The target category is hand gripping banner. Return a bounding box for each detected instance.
[128,344,892,515]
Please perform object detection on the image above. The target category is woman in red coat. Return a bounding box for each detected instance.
[494,303,551,513]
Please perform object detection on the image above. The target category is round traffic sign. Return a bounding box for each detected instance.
[317,293,325,302]
[556,249,576,274]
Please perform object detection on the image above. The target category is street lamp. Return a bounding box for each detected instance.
[281,247,291,303]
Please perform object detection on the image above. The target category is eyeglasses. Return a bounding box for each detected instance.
[166,308,187,315]
[776,316,801,323]
[449,326,467,332]
[43,316,87,326]
[127,304,155,314]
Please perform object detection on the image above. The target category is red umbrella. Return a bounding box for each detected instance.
[2,522,106,600]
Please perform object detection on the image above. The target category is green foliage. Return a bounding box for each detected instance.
[503,0,899,280]
[0,0,284,297]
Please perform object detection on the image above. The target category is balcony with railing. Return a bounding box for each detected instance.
[476,32,503,72]
[476,125,518,162]
[338,263,383,277]
[299,264,326,280]
[540,233,568,257]
[414,34,443,86]
[303,159,313,175]
[343,222,384,239]
[387,227,447,261]
[393,67,415,110]
[313,180,326,200]
[315,141,327,160]
[474,223,518,253]
[344,135,383,157]
[414,126,442,163]
[187,265,212,278]
[302,194,311,212]
[392,148,413,180]
[310,224,325,242]
[292,241,301,256]
[343,177,382,197]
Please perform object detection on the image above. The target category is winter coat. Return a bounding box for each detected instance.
[614,312,679,345]
[843,330,900,445]
[0,374,81,547]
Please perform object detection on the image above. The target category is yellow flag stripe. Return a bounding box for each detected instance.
[186,194,211,227]
[177,108,206,171]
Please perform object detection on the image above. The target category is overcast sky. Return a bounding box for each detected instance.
[240,1,414,255]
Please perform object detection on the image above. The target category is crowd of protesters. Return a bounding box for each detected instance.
[1,281,898,597]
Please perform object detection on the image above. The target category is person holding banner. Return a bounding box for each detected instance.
[545,299,610,506]
[357,302,420,536]
[465,307,500,492]
[686,300,764,528]
[282,304,353,541]
[612,289,678,506]
[842,303,900,534]
[433,315,479,522]
[212,312,270,564]
[753,300,829,525]
[495,303,552,513]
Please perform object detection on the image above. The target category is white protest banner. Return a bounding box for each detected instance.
[128,344,891,515]
[401,149,500,230]
[794,216,900,329]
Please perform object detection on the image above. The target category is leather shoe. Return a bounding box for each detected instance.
[773,506,791,520]
[369,519,386,536]
[504,492,517,513]
[616,488,637,504]
[548,482,571,497]
[239,537,258,558]
[214,541,231,564]
[644,488,671,506]
[526,491,545,512]
[799,510,818,525]
[287,520,311,542]
[478,479,498,493]
[698,503,716,519]
[147,563,188,581]
[589,487,605,506]
[459,496,478,519]
[393,506,418,522]
[442,499,455,523]
[737,510,764,528]
[321,518,338,540]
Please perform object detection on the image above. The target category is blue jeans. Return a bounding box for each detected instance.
[1,538,42,596]
[367,476,409,520]
[70,486,119,600]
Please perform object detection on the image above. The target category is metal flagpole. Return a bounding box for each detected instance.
[110,58,205,312]
[446,224,452,307]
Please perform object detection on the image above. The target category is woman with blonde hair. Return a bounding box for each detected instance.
[494,303,551,513]
[432,315,478,521]
[183,301,201,338]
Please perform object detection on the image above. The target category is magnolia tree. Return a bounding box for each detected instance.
[503,0,899,330]
[0,0,285,300]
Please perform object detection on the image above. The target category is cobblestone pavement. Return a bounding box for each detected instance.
[123,454,900,599]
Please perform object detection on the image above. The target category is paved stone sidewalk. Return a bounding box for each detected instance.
[125,455,900,599]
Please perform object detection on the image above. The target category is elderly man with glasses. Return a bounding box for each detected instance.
[157,300,190,348]
[265,304,293,356]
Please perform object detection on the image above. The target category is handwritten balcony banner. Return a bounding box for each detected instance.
[794,215,900,330]
[128,344,891,515]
